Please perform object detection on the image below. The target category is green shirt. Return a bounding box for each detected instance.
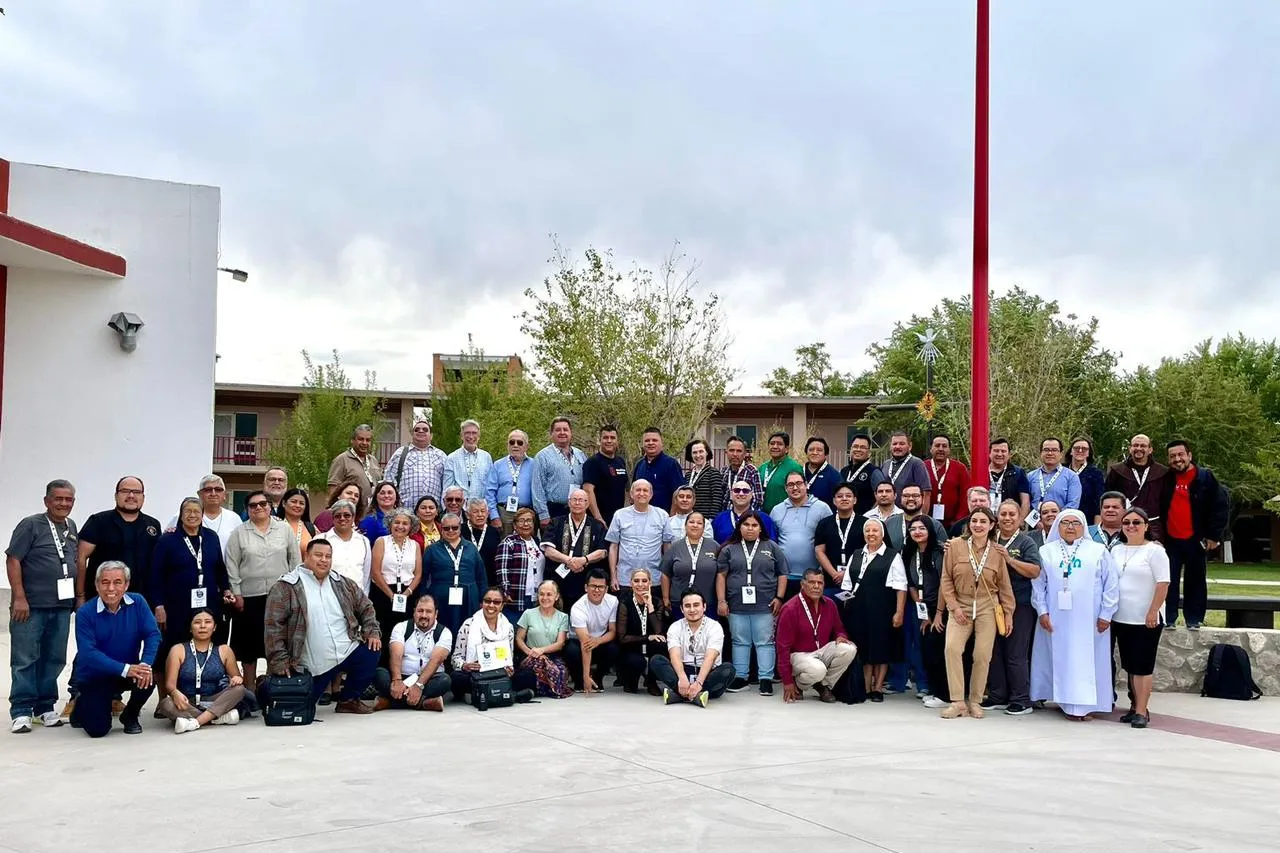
[759,456,803,514]
[517,607,569,648]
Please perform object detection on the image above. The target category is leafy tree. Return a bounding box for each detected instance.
[763,342,878,396]
[268,350,383,492]
[520,240,736,455]
[1196,335,1280,423]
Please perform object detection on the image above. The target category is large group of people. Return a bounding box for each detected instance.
[7,418,1230,737]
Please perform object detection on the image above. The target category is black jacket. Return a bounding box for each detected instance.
[1159,466,1230,542]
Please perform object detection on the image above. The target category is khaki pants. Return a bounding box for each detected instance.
[790,641,857,690]
[945,600,996,704]
[158,686,246,722]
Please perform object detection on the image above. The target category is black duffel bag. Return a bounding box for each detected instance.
[261,671,316,726]
[472,669,514,711]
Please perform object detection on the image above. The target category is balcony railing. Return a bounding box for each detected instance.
[213,436,402,468]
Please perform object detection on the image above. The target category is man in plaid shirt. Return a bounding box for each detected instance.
[385,420,448,510]
[719,435,763,511]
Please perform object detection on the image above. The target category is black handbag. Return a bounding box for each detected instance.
[471,669,513,711]
[262,671,316,726]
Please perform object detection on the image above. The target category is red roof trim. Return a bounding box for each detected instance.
[0,213,127,277]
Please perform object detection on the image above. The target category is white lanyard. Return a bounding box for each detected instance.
[446,542,464,586]
[989,469,1006,494]
[849,549,875,596]
[835,516,856,566]
[760,463,781,489]
[686,619,706,664]
[685,538,703,584]
[967,540,991,581]
[47,517,71,578]
[931,459,950,491]
[845,460,871,482]
[183,535,204,585]
[390,537,409,591]
[414,626,435,662]
[467,525,489,552]
[637,600,649,638]
[1131,466,1150,496]
[888,455,914,486]
[688,465,704,490]
[800,596,822,641]
[805,462,828,488]
[353,449,374,485]
[1036,466,1064,497]
[742,540,759,585]
[189,642,212,701]
[508,457,521,486]
[566,517,587,551]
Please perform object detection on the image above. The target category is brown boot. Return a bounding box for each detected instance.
[816,685,837,704]
[421,697,444,712]
[335,699,373,715]
[372,696,392,712]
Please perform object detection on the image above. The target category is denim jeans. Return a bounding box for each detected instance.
[888,607,929,694]
[728,611,776,680]
[9,608,72,719]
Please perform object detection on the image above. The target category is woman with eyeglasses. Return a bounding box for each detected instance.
[516,579,573,698]
[314,481,365,533]
[274,488,315,551]
[410,496,443,550]
[359,480,402,542]
[1110,508,1170,728]
[450,586,536,703]
[684,439,725,518]
[316,499,373,593]
[494,508,544,626]
[422,512,486,637]
[369,508,423,661]
[1031,508,1120,721]
[225,489,300,688]
[167,475,242,556]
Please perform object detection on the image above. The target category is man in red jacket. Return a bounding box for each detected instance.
[776,568,857,703]
[926,435,970,529]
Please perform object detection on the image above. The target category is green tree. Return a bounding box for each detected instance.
[860,287,1122,466]
[520,240,736,454]
[431,342,561,458]
[763,342,877,396]
[268,350,383,492]
[1196,335,1280,423]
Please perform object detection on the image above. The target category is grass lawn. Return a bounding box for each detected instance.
[1197,562,1279,628]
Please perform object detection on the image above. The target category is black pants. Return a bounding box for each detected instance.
[374,667,451,706]
[72,677,154,738]
[618,647,663,691]
[563,638,619,690]
[1167,536,1207,625]
[919,600,951,702]
[450,668,536,702]
[649,657,735,700]
[986,602,1035,705]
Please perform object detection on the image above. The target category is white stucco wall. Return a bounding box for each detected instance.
[1,163,220,581]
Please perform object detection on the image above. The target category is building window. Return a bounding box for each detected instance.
[713,424,757,450]
[230,490,250,515]
[376,418,400,444]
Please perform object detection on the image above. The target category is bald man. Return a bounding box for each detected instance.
[1104,434,1172,540]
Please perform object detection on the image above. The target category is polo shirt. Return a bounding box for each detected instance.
[881,455,932,501]
[79,509,162,595]
[633,452,686,516]
[605,505,671,586]
[6,513,79,609]
[770,498,833,578]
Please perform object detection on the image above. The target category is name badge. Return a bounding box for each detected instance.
[1025,509,1041,530]
[57,577,76,601]
[835,590,855,602]
[915,601,929,620]
[448,586,464,607]
[931,504,945,520]
[190,587,208,609]
[478,640,510,672]
[1057,589,1073,611]
[556,564,570,579]
[505,495,519,513]
[740,585,757,605]
[392,593,408,613]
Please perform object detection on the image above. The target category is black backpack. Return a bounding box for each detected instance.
[1201,644,1262,700]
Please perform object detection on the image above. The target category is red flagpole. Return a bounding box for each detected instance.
[970,0,991,477]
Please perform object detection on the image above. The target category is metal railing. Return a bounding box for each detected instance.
[212,436,402,468]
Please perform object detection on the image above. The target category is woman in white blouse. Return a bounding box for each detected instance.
[316,499,373,593]
[1110,508,1170,729]
[369,508,423,663]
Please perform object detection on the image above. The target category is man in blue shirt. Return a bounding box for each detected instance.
[632,426,685,515]
[713,478,778,543]
[485,430,535,535]
[1027,437,1082,519]
[532,417,587,527]
[769,472,833,597]
[70,561,161,737]
[803,437,844,509]
[987,438,1032,519]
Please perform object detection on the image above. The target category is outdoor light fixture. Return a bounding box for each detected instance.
[218,266,249,282]
[107,311,145,353]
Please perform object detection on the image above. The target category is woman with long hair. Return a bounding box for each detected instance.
[715,510,789,696]
[314,481,365,533]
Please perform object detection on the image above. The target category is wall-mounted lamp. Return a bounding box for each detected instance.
[218,266,249,282]
[107,311,145,353]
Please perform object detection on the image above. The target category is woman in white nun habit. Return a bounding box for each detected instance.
[1031,508,1119,720]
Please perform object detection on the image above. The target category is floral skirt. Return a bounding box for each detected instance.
[520,654,574,699]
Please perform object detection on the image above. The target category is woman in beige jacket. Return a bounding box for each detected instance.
[939,506,1015,719]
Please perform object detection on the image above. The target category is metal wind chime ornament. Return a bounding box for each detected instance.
[916,327,941,435]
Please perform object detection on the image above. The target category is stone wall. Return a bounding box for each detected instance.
[1117,626,1280,696]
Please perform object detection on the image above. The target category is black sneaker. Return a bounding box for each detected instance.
[869,691,884,703]
[1005,703,1032,716]
[727,677,750,693]
[317,692,333,706]
[759,679,774,696]
[1130,713,1149,729]
[980,698,1008,711]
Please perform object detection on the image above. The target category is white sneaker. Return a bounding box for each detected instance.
[212,709,240,726]
[11,716,33,734]
[922,696,949,709]
[174,717,200,735]
[37,712,63,728]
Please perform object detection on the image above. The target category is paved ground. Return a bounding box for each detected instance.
[3,627,1280,853]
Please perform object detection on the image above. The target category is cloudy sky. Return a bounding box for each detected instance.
[4,1,1277,393]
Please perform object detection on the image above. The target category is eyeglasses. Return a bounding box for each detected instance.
[1058,519,1083,527]
[199,487,226,493]
[116,488,144,496]
[332,512,354,519]
[1121,520,1146,527]
[440,525,461,532]
[247,501,270,509]
[786,482,804,489]
[508,439,525,446]
[445,497,463,503]
[482,598,504,606]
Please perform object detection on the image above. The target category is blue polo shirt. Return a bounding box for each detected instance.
[769,497,833,579]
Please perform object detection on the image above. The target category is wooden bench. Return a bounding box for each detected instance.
[1206,596,1280,629]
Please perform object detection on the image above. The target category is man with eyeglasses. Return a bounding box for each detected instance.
[485,430,535,535]
[443,419,494,503]
[441,486,468,521]
[76,477,162,608]
[385,419,448,511]
[770,472,833,599]
[1104,433,1171,541]
[712,480,777,543]
[327,424,385,512]
[168,475,242,557]
[240,468,290,520]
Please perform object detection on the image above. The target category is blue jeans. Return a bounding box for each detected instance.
[728,612,776,680]
[888,607,929,694]
[9,608,72,719]
[310,643,380,704]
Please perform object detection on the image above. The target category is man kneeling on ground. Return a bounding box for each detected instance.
[263,539,382,714]
[651,588,735,707]
[374,595,451,712]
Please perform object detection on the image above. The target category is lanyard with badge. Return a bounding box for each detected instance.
[684,537,707,588]
[760,463,780,490]
[686,619,706,666]
[467,524,489,554]
[1057,540,1082,611]
[930,460,950,520]
[739,540,759,604]
[446,543,466,606]
[988,469,1006,505]
[189,642,212,706]
[845,460,871,483]
[835,516,857,568]
[557,517,587,579]
[837,549,875,601]
[637,598,650,656]
[389,538,410,612]
[888,455,913,487]
[910,550,930,621]
[48,518,76,601]
[800,595,823,643]
[805,462,828,488]
[464,450,478,487]
[1036,466,1064,503]
[505,457,522,512]
[966,540,992,620]
[184,535,209,609]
